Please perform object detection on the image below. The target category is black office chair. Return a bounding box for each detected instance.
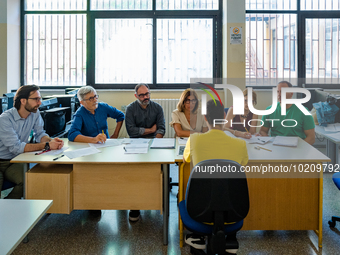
[179,159,249,255]
[329,172,340,228]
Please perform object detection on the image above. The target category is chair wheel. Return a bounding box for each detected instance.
[329,220,336,228]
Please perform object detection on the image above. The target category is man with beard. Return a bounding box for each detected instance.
[125,83,165,139]
[125,83,165,222]
[0,85,64,199]
[68,86,125,143]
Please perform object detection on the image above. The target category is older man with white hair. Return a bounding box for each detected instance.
[68,86,125,143]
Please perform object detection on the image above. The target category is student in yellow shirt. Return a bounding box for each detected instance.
[183,99,248,253]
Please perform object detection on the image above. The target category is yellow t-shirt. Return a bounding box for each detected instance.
[183,129,249,167]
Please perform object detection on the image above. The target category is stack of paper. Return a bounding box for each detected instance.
[177,145,186,156]
[150,138,175,149]
[273,136,298,147]
[64,147,101,159]
[178,137,188,145]
[324,123,340,132]
[124,144,149,154]
[89,139,122,148]
[122,138,151,144]
[246,137,273,145]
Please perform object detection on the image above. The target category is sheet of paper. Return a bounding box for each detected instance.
[245,137,273,144]
[324,123,340,132]
[150,138,175,149]
[273,136,298,147]
[327,132,340,141]
[124,144,149,154]
[64,146,101,159]
[88,139,122,149]
[28,147,69,155]
[178,138,188,145]
[122,138,151,145]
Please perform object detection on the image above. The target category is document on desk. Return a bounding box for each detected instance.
[178,138,188,145]
[122,138,151,145]
[327,132,340,141]
[177,145,186,156]
[273,136,298,147]
[64,146,101,159]
[124,144,149,154]
[242,137,273,144]
[28,147,69,155]
[324,123,340,132]
[224,130,236,138]
[88,139,122,149]
[150,138,175,149]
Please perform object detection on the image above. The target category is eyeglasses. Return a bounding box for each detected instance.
[28,97,42,102]
[83,95,99,102]
[185,99,197,104]
[137,92,151,98]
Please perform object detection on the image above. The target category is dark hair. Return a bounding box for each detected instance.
[177,88,199,113]
[135,83,150,94]
[278,81,293,87]
[205,99,224,125]
[14,85,40,110]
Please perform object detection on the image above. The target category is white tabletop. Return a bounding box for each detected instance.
[11,139,176,164]
[315,125,340,144]
[174,136,330,163]
[0,199,53,255]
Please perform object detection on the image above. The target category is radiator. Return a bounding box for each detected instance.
[153,99,179,138]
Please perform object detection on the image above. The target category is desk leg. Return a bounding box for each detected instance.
[318,171,323,248]
[162,163,169,246]
[178,162,184,248]
[327,140,337,166]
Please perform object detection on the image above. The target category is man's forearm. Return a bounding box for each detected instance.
[24,142,46,152]
[40,136,52,143]
[73,134,96,143]
[304,135,315,145]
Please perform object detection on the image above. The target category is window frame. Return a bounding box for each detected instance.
[20,0,223,90]
[246,1,340,89]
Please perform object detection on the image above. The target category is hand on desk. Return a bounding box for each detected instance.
[50,137,64,150]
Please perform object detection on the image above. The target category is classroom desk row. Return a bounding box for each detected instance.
[11,137,330,247]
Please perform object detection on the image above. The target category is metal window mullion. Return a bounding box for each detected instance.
[63,15,65,85]
[289,14,291,78]
[330,18,333,81]
[32,15,34,83]
[276,14,278,78]
[255,14,258,79]
[38,15,40,84]
[338,17,340,79]
[269,14,272,78]
[75,15,78,83]
[82,14,84,84]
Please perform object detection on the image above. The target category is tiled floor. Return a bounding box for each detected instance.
[5,148,340,254]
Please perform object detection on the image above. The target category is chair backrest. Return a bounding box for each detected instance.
[186,159,249,224]
[1,179,16,191]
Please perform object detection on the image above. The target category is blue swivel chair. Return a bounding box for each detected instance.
[1,179,16,196]
[179,159,249,255]
[224,108,229,115]
[329,172,340,228]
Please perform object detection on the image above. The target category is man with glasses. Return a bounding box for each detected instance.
[0,85,64,199]
[125,83,165,221]
[68,86,125,143]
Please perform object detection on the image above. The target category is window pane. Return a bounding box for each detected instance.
[305,18,340,84]
[25,14,87,86]
[246,14,297,82]
[157,19,213,83]
[95,19,153,84]
[91,0,152,10]
[301,0,340,10]
[156,0,219,10]
[25,0,86,10]
[246,0,297,10]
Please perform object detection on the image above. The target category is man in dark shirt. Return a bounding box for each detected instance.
[125,83,165,222]
[125,83,165,138]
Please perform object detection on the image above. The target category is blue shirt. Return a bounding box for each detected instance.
[68,102,125,142]
[0,108,48,159]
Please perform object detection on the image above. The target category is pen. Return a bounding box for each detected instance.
[124,147,127,152]
[102,130,105,135]
[257,138,266,143]
[53,155,64,161]
[257,146,272,152]
[35,149,51,155]
[245,127,249,133]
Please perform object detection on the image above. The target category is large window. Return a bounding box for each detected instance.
[246,0,340,87]
[22,0,222,89]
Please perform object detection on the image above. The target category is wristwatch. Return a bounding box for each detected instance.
[44,142,50,151]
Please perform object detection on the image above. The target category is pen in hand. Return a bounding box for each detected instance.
[53,155,64,161]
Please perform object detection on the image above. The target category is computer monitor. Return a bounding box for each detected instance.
[3,92,16,109]
[40,108,68,137]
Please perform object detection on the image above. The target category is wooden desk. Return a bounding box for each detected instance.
[11,139,175,245]
[0,199,52,255]
[315,125,340,165]
[176,137,330,248]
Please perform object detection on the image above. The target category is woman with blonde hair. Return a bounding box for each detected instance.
[170,88,208,137]
[225,89,258,137]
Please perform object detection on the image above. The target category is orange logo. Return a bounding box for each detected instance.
[233,27,240,34]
